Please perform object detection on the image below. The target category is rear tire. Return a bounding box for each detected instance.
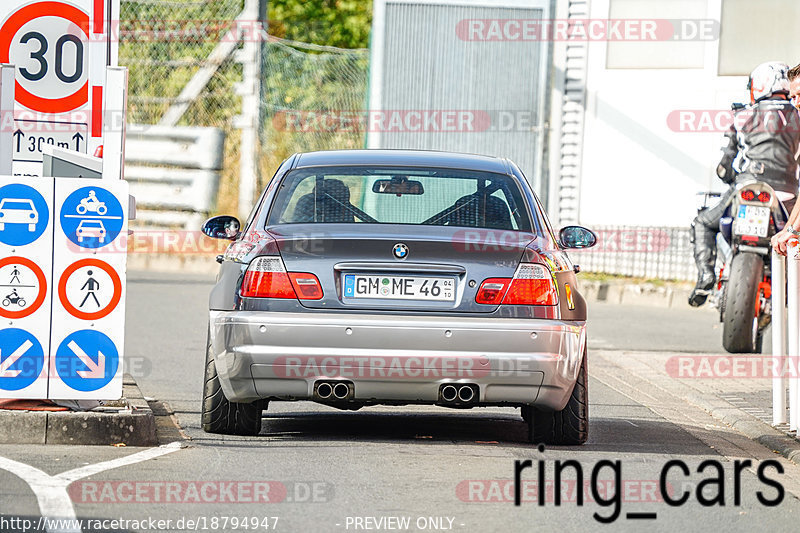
[523,353,588,445]
[201,329,262,435]
[722,253,762,353]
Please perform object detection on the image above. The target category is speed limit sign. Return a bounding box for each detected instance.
[0,1,119,176]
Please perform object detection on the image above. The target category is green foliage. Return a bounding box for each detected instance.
[269,0,373,49]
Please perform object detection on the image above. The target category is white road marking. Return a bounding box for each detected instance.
[0,441,183,533]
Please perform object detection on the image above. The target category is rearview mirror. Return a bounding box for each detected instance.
[372,177,424,195]
[202,215,241,240]
[558,225,597,249]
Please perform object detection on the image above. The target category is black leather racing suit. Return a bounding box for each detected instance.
[690,96,800,305]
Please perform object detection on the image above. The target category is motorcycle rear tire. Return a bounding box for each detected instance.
[722,252,763,353]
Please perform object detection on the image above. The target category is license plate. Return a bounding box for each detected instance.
[343,274,455,301]
[734,205,770,237]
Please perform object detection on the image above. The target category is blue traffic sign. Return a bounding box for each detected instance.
[55,330,119,392]
[0,184,49,246]
[59,187,124,249]
[0,328,45,391]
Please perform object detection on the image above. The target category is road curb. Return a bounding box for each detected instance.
[0,374,157,446]
[683,390,800,464]
[581,280,692,308]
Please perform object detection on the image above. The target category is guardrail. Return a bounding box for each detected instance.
[125,125,225,229]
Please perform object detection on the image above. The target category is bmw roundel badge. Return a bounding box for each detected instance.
[393,243,409,260]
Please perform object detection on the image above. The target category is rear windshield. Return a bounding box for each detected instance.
[267,166,534,232]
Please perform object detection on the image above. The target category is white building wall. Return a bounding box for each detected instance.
[578,0,748,227]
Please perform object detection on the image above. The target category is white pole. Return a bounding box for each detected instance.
[235,0,261,221]
[772,249,787,425]
[102,67,128,181]
[788,239,800,431]
[0,64,14,175]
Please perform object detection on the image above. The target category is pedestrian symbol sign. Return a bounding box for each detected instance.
[59,186,124,249]
[0,256,47,319]
[55,330,118,392]
[0,183,49,246]
[0,328,45,391]
[58,258,121,321]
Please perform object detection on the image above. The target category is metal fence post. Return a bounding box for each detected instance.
[772,249,787,425]
[788,239,800,431]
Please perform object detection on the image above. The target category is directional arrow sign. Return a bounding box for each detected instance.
[13,129,23,152]
[55,329,118,392]
[68,340,105,379]
[0,339,33,378]
[0,329,45,393]
[72,131,84,152]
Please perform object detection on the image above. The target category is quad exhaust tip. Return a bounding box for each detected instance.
[333,382,350,400]
[316,382,333,400]
[440,383,477,404]
[315,380,353,401]
[441,384,458,402]
[458,385,475,403]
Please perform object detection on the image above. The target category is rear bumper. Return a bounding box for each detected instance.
[209,311,587,411]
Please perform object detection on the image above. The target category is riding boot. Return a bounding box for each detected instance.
[689,222,717,307]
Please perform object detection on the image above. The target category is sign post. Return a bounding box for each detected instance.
[0,64,14,174]
[0,0,119,176]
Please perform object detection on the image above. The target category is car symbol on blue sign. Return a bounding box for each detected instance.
[0,328,45,391]
[60,187,123,249]
[0,184,49,246]
[55,330,119,392]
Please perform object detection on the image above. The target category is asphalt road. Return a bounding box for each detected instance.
[0,272,797,533]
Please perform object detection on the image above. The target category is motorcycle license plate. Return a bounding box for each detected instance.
[734,205,769,237]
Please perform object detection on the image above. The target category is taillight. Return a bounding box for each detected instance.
[241,257,295,298]
[741,190,756,201]
[503,264,558,305]
[288,272,323,300]
[475,264,558,306]
[241,257,324,300]
[476,278,510,304]
[758,191,771,203]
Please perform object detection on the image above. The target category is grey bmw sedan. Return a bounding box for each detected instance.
[201,149,596,445]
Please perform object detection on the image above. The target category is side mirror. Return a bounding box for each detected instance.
[558,225,597,249]
[202,215,241,240]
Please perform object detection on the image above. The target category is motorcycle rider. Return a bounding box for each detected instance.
[690,61,800,306]
[772,62,800,255]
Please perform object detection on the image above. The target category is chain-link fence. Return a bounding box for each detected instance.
[259,37,370,189]
[119,1,370,216]
[119,0,245,216]
[569,226,696,281]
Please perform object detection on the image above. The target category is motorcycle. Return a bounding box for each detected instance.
[2,292,26,308]
[698,179,789,353]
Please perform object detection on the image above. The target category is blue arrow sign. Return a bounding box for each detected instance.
[60,186,124,249]
[0,184,49,246]
[0,329,45,391]
[55,330,119,392]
